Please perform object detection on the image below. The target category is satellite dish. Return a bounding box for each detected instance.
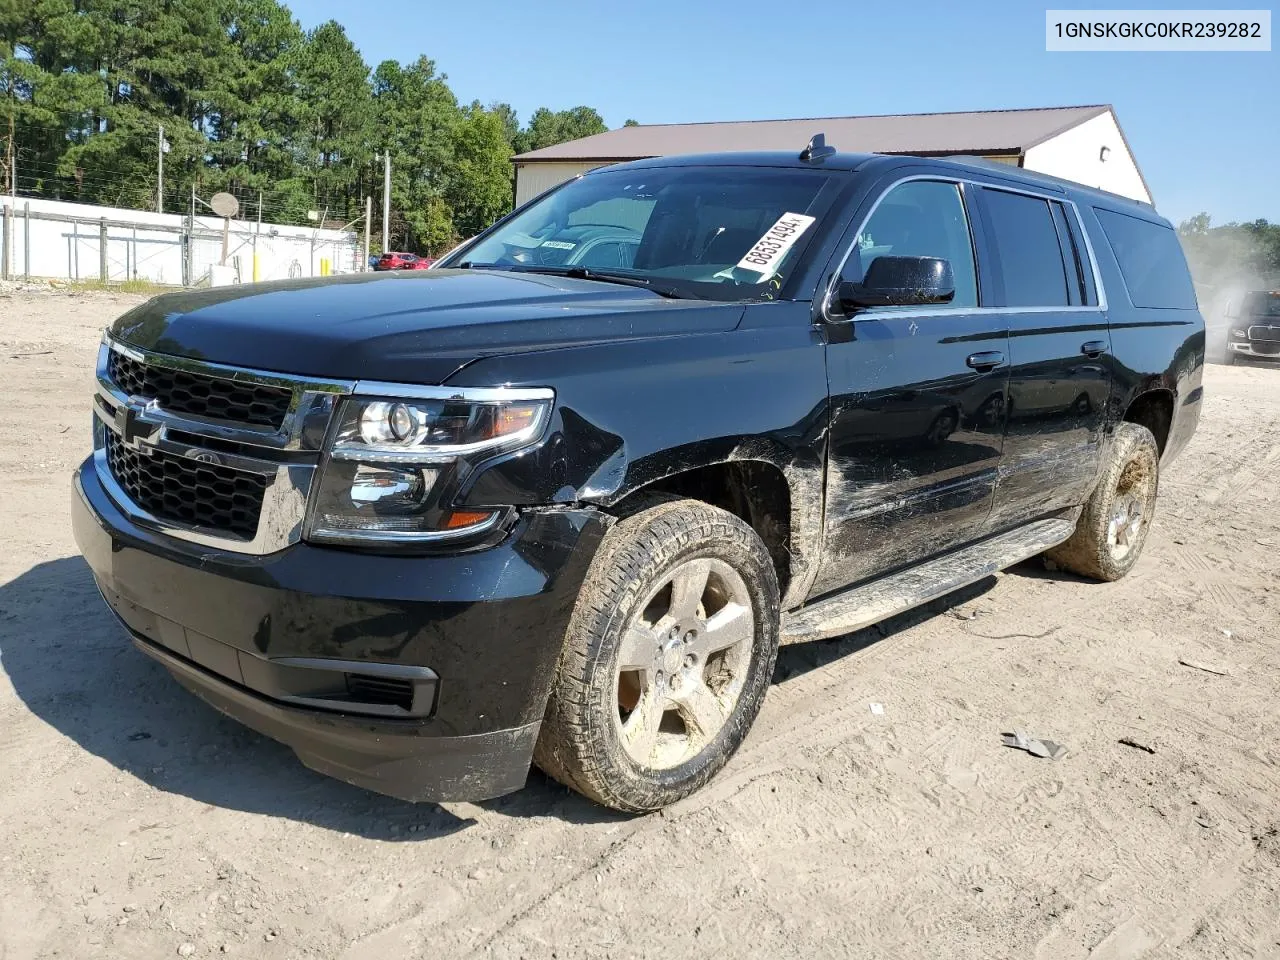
[210,192,239,218]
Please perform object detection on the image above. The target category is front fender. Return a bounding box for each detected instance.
[448,303,829,604]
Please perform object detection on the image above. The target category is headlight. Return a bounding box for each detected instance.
[305,386,553,545]
[1231,328,1248,337]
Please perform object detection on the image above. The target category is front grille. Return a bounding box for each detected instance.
[345,674,416,710]
[1249,325,1280,343]
[108,350,293,429]
[1253,342,1280,356]
[104,432,268,539]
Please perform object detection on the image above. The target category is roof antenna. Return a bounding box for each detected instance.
[799,133,836,162]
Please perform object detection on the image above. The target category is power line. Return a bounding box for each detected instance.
[15,160,329,211]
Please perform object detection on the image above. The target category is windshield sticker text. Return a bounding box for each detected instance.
[736,213,817,275]
[541,240,576,250]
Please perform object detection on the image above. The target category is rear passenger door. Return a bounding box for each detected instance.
[975,186,1112,528]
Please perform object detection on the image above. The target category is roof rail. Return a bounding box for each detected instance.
[940,154,1154,207]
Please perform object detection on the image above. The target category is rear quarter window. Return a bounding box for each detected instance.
[1094,208,1198,309]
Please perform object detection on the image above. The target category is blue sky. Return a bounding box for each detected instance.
[289,0,1277,225]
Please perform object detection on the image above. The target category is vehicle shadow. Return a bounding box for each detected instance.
[0,556,623,839]
[2,556,1024,835]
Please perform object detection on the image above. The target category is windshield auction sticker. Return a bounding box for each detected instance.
[736,213,817,275]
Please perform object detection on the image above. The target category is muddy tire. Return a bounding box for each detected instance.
[533,498,780,813]
[1045,422,1160,581]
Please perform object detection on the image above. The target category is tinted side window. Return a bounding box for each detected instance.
[982,189,1069,307]
[847,180,978,308]
[1094,208,1198,309]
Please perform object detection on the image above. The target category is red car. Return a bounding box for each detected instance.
[375,252,434,271]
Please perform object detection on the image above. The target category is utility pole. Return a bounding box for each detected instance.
[6,111,15,200]
[185,183,195,285]
[157,124,164,213]
[363,194,372,271]
[380,151,391,252]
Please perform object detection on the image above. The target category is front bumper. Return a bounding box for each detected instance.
[72,456,609,802]
[1228,340,1280,360]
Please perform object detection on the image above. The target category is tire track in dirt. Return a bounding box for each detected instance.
[1202,441,1280,508]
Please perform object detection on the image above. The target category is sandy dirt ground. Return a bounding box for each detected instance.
[1,288,1278,960]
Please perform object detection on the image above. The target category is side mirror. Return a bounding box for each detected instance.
[838,256,956,310]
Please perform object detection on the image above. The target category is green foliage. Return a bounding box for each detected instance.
[2,1,620,254]
[446,103,513,239]
[1178,213,1280,289]
[514,105,607,154]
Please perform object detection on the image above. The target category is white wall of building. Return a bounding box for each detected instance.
[513,161,608,207]
[1023,110,1151,203]
[0,195,359,284]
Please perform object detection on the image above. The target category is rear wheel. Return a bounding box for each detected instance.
[1045,422,1160,581]
[534,498,780,813]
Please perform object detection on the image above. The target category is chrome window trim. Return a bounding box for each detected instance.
[820,173,1109,322]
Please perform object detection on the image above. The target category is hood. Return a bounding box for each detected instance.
[111,270,745,384]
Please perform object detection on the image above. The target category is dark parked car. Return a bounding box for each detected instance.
[1224,290,1280,363]
[73,144,1203,813]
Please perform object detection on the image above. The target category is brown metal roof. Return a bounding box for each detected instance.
[513,105,1113,163]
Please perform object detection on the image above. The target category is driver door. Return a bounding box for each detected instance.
[811,177,1010,597]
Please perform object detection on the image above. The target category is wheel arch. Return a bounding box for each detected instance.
[606,454,821,610]
[1122,388,1175,456]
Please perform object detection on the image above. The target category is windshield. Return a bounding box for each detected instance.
[1243,292,1280,317]
[442,166,839,301]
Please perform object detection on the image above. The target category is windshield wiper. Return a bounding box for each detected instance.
[509,265,692,299]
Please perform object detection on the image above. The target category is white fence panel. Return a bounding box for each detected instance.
[1,196,360,286]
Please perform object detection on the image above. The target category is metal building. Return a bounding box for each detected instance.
[512,104,1152,207]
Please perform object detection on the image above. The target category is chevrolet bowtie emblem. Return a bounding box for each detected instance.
[115,400,158,452]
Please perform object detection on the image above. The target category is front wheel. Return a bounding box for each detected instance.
[534,498,780,813]
[1045,422,1160,581]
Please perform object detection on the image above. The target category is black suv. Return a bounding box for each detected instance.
[72,146,1204,813]
[1225,289,1280,363]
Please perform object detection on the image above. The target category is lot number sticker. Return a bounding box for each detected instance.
[735,212,817,275]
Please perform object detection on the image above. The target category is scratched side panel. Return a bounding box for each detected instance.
[810,310,1010,598]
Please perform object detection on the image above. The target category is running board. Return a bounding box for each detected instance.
[780,518,1075,645]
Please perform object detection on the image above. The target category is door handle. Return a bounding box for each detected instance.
[1081,340,1108,358]
[966,351,1005,371]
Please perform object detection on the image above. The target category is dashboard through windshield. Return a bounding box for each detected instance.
[440,166,841,302]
